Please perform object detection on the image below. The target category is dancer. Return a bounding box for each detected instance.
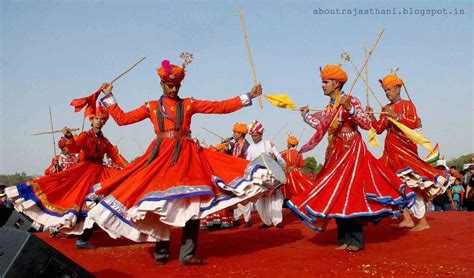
[7,103,125,248]
[366,72,453,231]
[86,57,281,265]
[44,137,78,175]
[287,65,414,252]
[280,136,313,200]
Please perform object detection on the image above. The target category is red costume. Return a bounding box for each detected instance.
[44,153,78,175]
[287,66,414,229]
[44,138,79,175]
[86,77,276,242]
[281,146,312,200]
[372,98,452,198]
[289,95,414,226]
[6,106,125,234]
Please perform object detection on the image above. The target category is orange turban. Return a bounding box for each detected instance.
[320,65,348,84]
[379,74,404,89]
[233,123,248,134]
[287,136,299,146]
[215,144,226,151]
[88,105,109,122]
[157,60,185,84]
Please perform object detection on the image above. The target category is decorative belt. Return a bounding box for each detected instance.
[337,130,358,140]
[155,131,192,139]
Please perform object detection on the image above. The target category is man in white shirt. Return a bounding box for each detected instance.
[246,121,286,228]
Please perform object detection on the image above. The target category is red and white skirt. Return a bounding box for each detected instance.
[6,161,120,234]
[288,131,415,230]
[86,138,279,242]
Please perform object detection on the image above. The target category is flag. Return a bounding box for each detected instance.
[387,118,433,152]
[424,144,440,163]
[368,128,380,146]
[263,94,297,109]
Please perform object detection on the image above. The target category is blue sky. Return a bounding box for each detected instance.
[1,0,472,175]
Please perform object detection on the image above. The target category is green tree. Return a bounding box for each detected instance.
[302,156,323,176]
[447,153,473,171]
[0,172,37,186]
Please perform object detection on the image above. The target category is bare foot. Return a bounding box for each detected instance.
[335,244,348,250]
[394,220,415,229]
[347,245,362,252]
[395,210,415,228]
[410,218,430,232]
[410,223,430,232]
[395,214,415,228]
[410,220,430,232]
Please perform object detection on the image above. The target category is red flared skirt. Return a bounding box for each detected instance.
[288,132,415,227]
[7,161,119,233]
[379,133,453,198]
[86,138,274,242]
[282,168,315,200]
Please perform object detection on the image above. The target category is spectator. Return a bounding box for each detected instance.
[449,166,463,180]
[432,165,456,211]
[451,178,465,211]
[464,165,474,211]
[0,184,14,227]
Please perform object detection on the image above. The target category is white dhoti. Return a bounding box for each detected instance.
[255,188,283,226]
[233,202,253,222]
[409,192,426,219]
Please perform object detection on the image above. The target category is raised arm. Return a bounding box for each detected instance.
[191,84,262,115]
[101,94,149,126]
[99,83,149,126]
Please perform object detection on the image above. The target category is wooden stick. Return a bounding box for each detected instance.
[346,59,384,108]
[346,28,384,97]
[365,42,369,107]
[48,105,57,156]
[202,126,224,140]
[290,108,323,112]
[81,115,86,132]
[299,127,306,140]
[132,137,144,153]
[110,57,146,84]
[33,128,80,136]
[238,7,263,109]
[402,83,413,102]
[271,121,288,141]
[328,29,384,129]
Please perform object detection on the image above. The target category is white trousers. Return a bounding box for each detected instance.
[233,203,253,222]
[410,192,426,219]
[255,188,283,226]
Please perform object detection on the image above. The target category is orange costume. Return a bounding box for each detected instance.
[6,105,125,234]
[280,137,313,200]
[86,61,277,242]
[372,74,452,198]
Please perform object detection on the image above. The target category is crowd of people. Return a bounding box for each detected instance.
[1,55,473,265]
